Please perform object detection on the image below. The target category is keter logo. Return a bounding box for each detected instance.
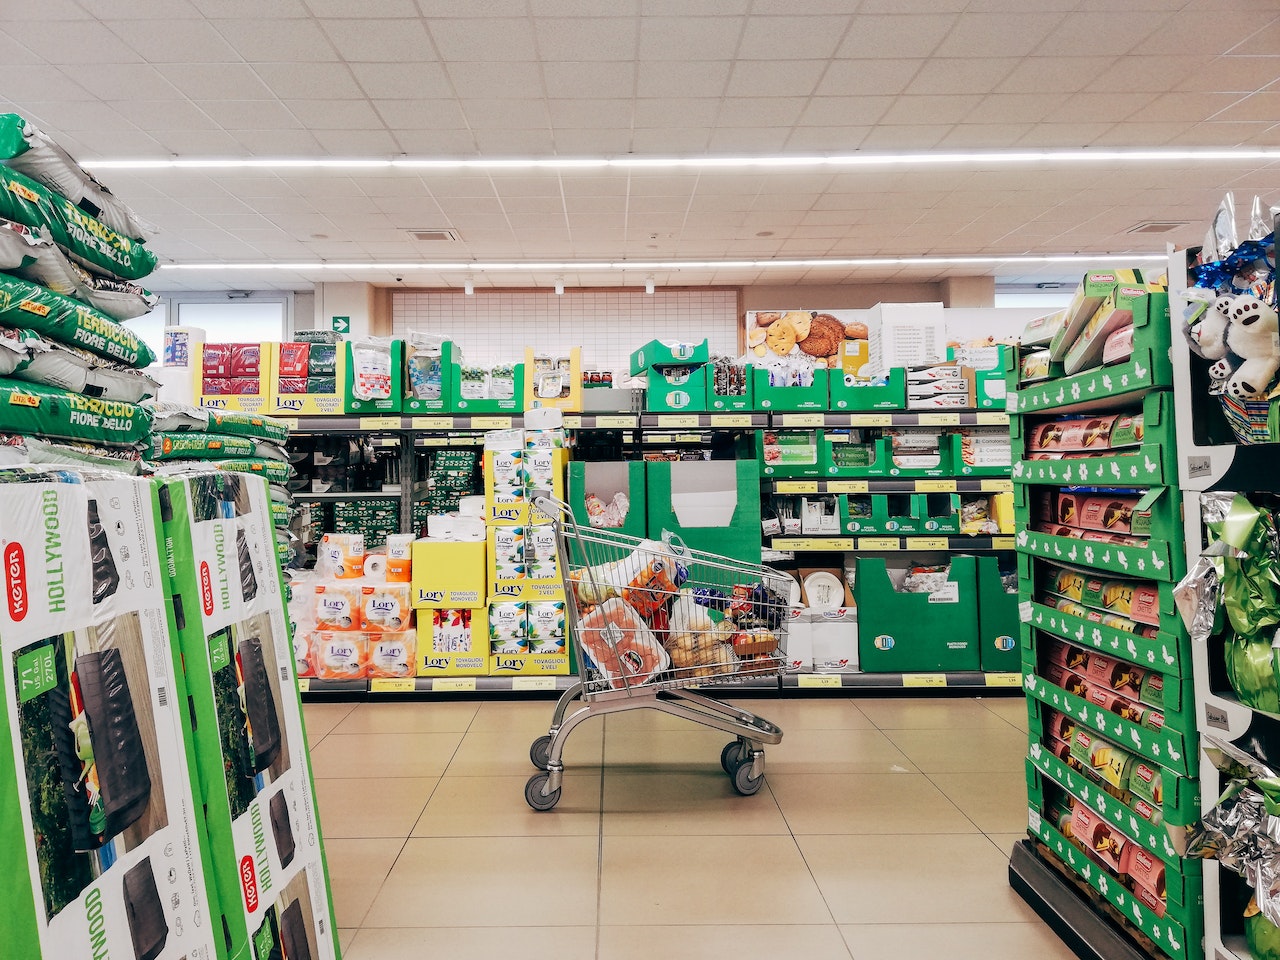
[5,543,26,621]
[240,855,258,911]
[199,561,215,616]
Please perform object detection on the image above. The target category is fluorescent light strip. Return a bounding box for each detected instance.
[86,147,1280,172]
[160,253,1168,272]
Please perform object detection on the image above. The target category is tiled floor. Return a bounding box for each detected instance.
[304,694,1077,960]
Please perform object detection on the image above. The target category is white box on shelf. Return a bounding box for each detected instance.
[808,608,859,673]
[867,302,946,376]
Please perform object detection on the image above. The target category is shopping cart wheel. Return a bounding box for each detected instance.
[720,739,746,774]
[530,735,553,770]
[525,773,561,811]
[731,755,765,797]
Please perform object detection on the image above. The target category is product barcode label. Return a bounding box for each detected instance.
[281,667,291,682]
[157,686,167,707]
[1028,808,1042,831]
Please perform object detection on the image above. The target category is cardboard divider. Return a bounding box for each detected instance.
[567,460,647,539]
[645,459,761,563]
[343,339,404,414]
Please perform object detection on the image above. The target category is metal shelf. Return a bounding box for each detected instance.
[772,410,1009,428]
[769,477,1012,495]
[640,412,768,429]
[770,535,1015,552]
[293,489,402,501]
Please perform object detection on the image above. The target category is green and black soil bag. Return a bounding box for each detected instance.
[0,272,155,367]
[0,377,152,447]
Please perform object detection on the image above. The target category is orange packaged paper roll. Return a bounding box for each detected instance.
[386,533,413,583]
[361,584,413,632]
[315,581,361,630]
[313,630,369,679]
[368,630,417,678]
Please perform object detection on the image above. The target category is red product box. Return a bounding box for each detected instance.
[1077,495,1140,535]
[230,342,261,377]
[1084,653,1147,700]
[1121,845,1167,898]
[230,377,262,395]
[202,343,233,377]
[1043,709,1075,742]
[1044,638,1089,674]
[1131,879,1167,917]
[278,378,309,394]
[278,342,311,379]
[202,377,231,395]
[1071,803,1127,872]
[1044,662,1090,698]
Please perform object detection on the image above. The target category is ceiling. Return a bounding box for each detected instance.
[3,0,1279,294]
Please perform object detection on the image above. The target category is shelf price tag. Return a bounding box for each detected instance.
[433,677,477,692]
[797,674,843,688]
[976,412,1009,425]
[370,678,416,693]
[991,536,1016,550]
[471,416,512,429]
[985,673,1023,687]
[774,537,853,552]
[849,414,893,427]
[857,537,902,551]
[780,413,824,428]
[675,433,703,443]
[709,414,753,427]
[411,416,454,429]
[656,414,700,428]
[512,677,557,691]
[277,417,300,430]
[296,678,310,693]
[914,479,957,493]
[903,674,947,688]
[826,480,869,494]
[980,479,1014,493]
[905,537,950,551]
[360,415,402,430]
[596,415,637,428]
[918,413,961,426]
[775,480,819,494]
[562,416,582,429]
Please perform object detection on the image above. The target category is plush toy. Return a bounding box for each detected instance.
[1201,293,1280,400]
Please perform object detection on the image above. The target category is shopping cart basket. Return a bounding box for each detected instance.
[524,495,790,811]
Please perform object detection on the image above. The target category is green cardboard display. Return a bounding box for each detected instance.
[567,460,647,540]
[645,459,762,563]
[854,555,980,673]
[752,367,829,411]
[841,492,923,535]
[707,370,754,411]
[828,368,906,411]
[343,339,405,414]
[645,364,708,413]
[976,555,1020,673]
[757,429,823,478]
[629,338,709,375]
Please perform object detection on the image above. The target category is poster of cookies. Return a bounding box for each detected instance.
[746,310,872,380]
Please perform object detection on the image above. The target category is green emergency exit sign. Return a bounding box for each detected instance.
[331,315,350,333]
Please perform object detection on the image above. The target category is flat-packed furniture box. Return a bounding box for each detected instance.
[157,470,340,960]
[0,470,220,960]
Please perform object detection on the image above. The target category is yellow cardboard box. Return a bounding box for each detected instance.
[193,340,273,414]
[417,608,488,676]
[488,652,570,677]
[411,539,487,608]
[268,340,348,416]
[487,523,566,601]
[483,447,566,525]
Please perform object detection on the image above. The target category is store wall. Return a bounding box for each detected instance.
[742,281,945,311]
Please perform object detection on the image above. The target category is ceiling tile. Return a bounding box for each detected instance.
[1174,56,1280,94]
[5,0,92,17]
[1050,91,1159,123]
[798,96,894,126]
[534,17,639,61]
[737,15,851,60]
[0,65,94,102]
[426,19,539,61]
[857,124,947,149]
[553,128,634,155]
[529,0,640,13]
[818,59,924,97]
[905,57,1018,95]
[717,97,807,127]
[56,62,185,101]
[109,18,243,62]
[638,17,744,61]
[880,94,984,125]
[80,0,203,17]
[784,126,869,150]
[635,60,731,99]
[1036,11,1165,56]
[997,56,1116,95]
[1015,121,1118,147]
[1085,56,1213,94]
[373,98,468,128]
[1227,18,1280,56]
[963,92,1070,124]
[106,98,217,130]
[322,18,434,62]
[937,123,1036,147]
[629,127,710,153]
[212,19,340,62]
[1211,90,1280,123]
[633,98,720,128]
[149,128,250,156]
[474,128,559,155]
[566,195,629,214]
[706,126,792,152]
[286,99,387,130]
[458,98,548,130]
[0,30,44,65]
[230,128,326,155]
[157,64,278,100]
[349,62,453,99]
[191,0,311,14]
[542,61,636,100]
[308,0,420,14]
[389,128,478,154]
[1141,91,1249,123]
[202,100,305,130]
[249,62,365,100]
[3,20,144,64]
[934,12,1067,58]
[725,60,827,98]
[836,15,958,59]
[446,61,545,100]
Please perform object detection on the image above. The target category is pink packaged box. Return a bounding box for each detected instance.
[202,342,233,376]
[1103,324,1134,365]
[202,377,231,395]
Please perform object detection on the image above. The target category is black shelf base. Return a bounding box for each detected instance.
[1008,839,1151,960]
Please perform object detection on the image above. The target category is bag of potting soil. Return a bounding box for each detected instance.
[0,324,33,376]
[0,113,154,241]
[142,398,209,433]
[153,456,294,485]
[12,329,158,402]
[0,166,156,281]
[0,378,152,447]
[0,272,155,367]
[145,431,257,461]
[206,409,291,444]
[0,432,143,473]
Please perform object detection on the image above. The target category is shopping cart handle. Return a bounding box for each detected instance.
[532,492,573,522]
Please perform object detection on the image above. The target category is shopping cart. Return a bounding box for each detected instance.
[524,495,790,811]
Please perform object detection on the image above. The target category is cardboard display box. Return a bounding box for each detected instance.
[156,470,340,960]
[343,338,404,415]
[196,340,274,414]
[645,459,762,563]
[854,556,980,673]
[417,608,489,676]
[567,460,647,540]
[757,429,823,478]
[828,367,907,411]
[976,555,1020,673]
[841,492,923,535]
[645,364,708,413]
[524,347,582,413]
[752,367,829,411]
[629,338,709,376]
[411,540,487,608]
[268,341,348,417]
[0,471,221,960]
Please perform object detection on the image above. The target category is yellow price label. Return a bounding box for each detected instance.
[915,479,957,493]
[433,677,478,692]
[976,412,1010,425]
[985,672,1023,687]
[857,537,902,550]
[781,413,824,427]
[419,437,452,447]
[903,674,948,688]
[826,480,869,494]
[561,416,582,429]
[775,480,819,494]
[918,413,962,426]
[981,479,1014,493]
[657,414,700,428]
[370,678,416,693]
[798,674,843,688]
[849,414,894,427]
[905,537,950,550]
[276,417,300,430]
[296,678,310,693]
[774,537,854,552]
[709,414,752,427]
[470,416,512,429]
[596,415,637,428]
[512,677,557,691]
[991,536,1016,550]
[675,433,703,443]
[360,415,402,430]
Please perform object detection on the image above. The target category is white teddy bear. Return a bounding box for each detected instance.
[1199,293,1280,400]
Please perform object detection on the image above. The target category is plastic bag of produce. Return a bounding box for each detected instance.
[0,167,156,281]
[0,378,152,447]
[0,273,155,367]
[0,113,154,241]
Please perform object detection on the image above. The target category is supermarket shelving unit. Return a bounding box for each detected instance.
[1008,281,1205,960]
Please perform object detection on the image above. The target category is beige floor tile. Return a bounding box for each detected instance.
[343,926,597,960]
[362,837,600,927]
[602,726,746,773]
[882,724,1027,773]
[302,701,358,744]
[929,770,1031,834]
[308,731,464,780]
[323,837,404,928]
[840,921,1078,960]
[769,772,974,835]
[599,925,855,960]
[445,724,603,777]
[988,832,1032,858]
[766,726,919,775]
[798,833,1042,924]
[980,694,1031,732]
[728,696,876,730]
[313,777,438,838]
[468,698,573,733]
[858,695,1019,731]
[600,835,831,925]
[601,769,789,835]
[332,700,480,734]
[338,928,358,955]
[412,772,603,837]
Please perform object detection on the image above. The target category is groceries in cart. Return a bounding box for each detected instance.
[567,533,786,691]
